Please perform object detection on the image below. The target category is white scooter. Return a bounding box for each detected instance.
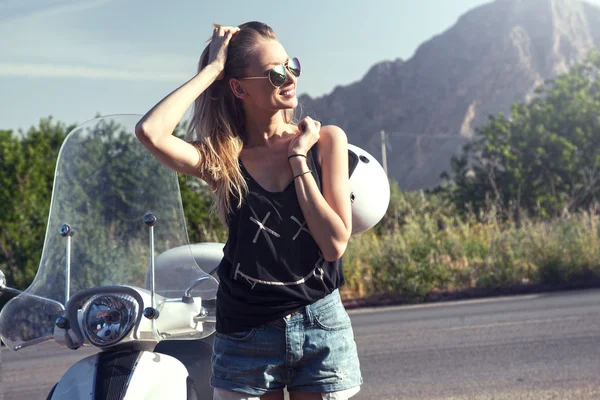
[0,114,389,399]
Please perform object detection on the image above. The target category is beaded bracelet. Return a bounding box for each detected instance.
[293,170,312,179]
[288,153,307,160]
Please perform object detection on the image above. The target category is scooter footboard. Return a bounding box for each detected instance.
[50,349,192,400]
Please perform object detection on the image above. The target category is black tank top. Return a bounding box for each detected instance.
[214,144,345,333]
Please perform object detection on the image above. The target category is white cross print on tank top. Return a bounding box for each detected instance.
[249,211,280,244]
[290,216,311,240]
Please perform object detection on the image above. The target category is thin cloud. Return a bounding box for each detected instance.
[0,0,114,23]
[0,62,190,82]
[0,0,198,82]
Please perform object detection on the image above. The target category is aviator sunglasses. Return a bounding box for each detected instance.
[239,57,301,88]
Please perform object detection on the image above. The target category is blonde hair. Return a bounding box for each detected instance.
[186,21,294,224]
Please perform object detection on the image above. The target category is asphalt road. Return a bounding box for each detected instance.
[2,289,600,399]
[350,289,600,399]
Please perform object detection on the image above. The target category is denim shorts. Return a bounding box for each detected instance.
[210,289,363,397]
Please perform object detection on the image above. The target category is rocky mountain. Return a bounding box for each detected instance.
[299,0,600,190]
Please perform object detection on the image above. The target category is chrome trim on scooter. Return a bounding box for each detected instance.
[59,223,73,303]
[13,335,54,351]
[182,276,214,302]
[144,213,157,313]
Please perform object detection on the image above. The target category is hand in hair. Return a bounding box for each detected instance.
[288,116,321,157]
[208,24,241,80]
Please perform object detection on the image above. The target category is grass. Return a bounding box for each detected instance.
[340,187,600,302]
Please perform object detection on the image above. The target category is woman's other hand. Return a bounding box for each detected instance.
[288,116,321,157]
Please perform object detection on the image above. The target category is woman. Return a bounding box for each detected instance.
[135,21,362,400]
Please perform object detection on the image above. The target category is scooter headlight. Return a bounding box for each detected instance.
[81,294,139,347]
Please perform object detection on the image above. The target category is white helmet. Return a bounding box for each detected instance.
[348,144,390,235]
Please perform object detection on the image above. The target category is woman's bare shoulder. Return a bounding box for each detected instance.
[317,124,348,157]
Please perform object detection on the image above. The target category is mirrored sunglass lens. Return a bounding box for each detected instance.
[288,58,301,77]
[269,65,287,87]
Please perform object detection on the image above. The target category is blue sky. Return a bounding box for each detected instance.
[2,0,600,132]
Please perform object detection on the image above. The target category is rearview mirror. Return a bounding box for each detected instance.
[0,269,6,295]
[0,270,23,297]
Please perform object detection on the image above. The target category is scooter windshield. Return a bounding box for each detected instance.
[0,115,219,350]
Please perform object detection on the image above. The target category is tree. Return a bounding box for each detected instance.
[0,117,71,289]
[443,49,600,220]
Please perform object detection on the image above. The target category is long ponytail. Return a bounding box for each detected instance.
[186,21,286,224]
